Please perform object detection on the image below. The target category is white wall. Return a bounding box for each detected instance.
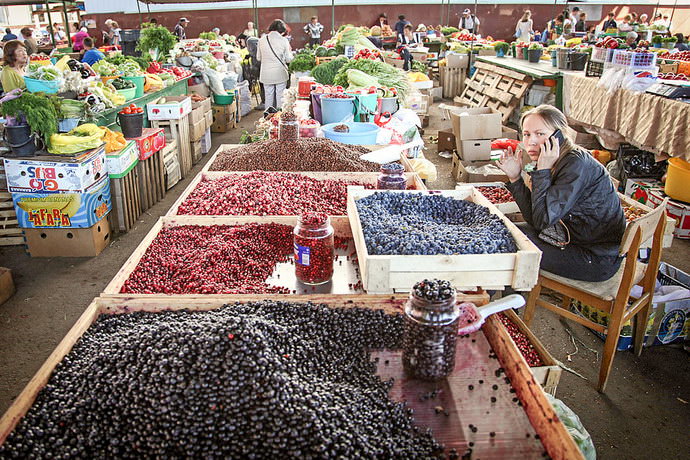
[0,5,33,29]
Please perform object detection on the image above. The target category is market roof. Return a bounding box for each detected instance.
[137,0,240,3]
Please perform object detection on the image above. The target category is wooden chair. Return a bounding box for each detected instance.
[523,199,668,393]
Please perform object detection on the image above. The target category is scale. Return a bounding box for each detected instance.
[646,81,690,100]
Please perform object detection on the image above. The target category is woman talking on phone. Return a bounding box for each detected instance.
[497,105,625,282]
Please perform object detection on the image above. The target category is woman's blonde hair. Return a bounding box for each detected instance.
[520,104,578,164]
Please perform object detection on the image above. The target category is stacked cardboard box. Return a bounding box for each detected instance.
[189,97,213,161]
[450,107,507,183]
[211,101,237,133]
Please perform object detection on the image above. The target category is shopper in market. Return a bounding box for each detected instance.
[618,15,633,33]
[109,21,121,46]
[602,12,617,31]
[303,16,324,47]
[2,28,17,42]
[20,28,37,56]
[396,24,419,71]
[373,13,388,28]
[243,22,258,38]
[459,9,480,35]
[0,40,27,92]
[174,18,189,40]
[257,19,293,110]
[514,11,534,43]
[575,12,587,33]
[497,105,625,282]
[394,15,411,37]
[71,26,88,52]
[625,31,639,47]
[675,34,689,51]
[638,14,649,27]
[81,37,104,66]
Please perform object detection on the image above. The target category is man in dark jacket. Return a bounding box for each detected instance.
[245,35,265,110]
[602,12,617,31]
[394,15,411,37]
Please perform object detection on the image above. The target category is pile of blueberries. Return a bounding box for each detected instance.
[0,301,446,459]
[412,279,455,302]
[357,192,518,255]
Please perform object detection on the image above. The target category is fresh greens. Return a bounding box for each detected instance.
[136,25,177,61]
[51,97,88,121]
[92,60,119,77]
[441,27,459,35]
[0,92,58,144]
[117,61,143,76]
[333,59,410,101]
[112,78,136,90]
[26,65,60,81]
[311,56,348,85]
[199,31,218,40]
[288,53,316,72]
[410,60,428,73]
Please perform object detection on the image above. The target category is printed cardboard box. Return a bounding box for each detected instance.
[451,107,502,141]
[624,178,664,204]
[131,128,166,161]
[12,175,112,229]
[4,146,106,194]
[648,189,690,239]
[106,141,138,178]
[147,96,192,121]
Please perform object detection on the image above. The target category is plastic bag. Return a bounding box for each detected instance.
[222,71,239,91]
[546,394,596,460]
[236,80,253,117]
[621,67,658,92]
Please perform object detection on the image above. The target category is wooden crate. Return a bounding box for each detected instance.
[135,149,166,213]
[0,295,582,460]
[0,267,15,305]
[165,170,427,217]
[619,192,675,249]
[109,167,142,233]
[0,191,23,247]
[347,187,542,294]
[151,115,193,179]
[458,61,533,124]
[501,309,562,396]
[315,56,337,66]
[456,183,520,214]
[161,140,181,190]
[440,66,467,99]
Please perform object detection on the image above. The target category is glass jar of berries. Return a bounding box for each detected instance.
[279,110,299,140]
[377,162,406,190]
[294,212,335,285]
[402,279,460,380]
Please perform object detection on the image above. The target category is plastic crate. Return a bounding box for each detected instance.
[611,50,658,69]
[590,47,613,63]
[585,60,604,77]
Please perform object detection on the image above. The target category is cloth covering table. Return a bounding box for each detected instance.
[563,73,690,161]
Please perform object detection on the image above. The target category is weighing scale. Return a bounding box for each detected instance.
[646,80,690,100]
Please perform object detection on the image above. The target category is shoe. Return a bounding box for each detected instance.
[255,103,265,111]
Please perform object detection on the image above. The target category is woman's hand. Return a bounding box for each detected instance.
[537,137,560,171]
[497,146,523,182]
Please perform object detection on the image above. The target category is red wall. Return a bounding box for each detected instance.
[85,4,689,48]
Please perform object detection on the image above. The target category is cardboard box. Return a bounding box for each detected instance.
[502,126,519,140]
[200,128,212,154]
[4,146,106,194]
[0,267,15,305]
[204,110,213,127]
[458,139,491,162]
[571,262,690,350]
[437,131,456,155]
[211,119,234,133]
[12,175,112,229]
[624,179,664,205]
[648,189,690,239]
[191,96,212,112]
[191,140,202,158]
[106,141,138,178]
[147,96,192,121]
[212,104,234,124]
[131,128,166,161]
[24,216,111,257]
[477,49,495,56]
[658,62,678,74]
[452,154,508,183]
[189,117,206,142]
[451,107,502,141]
[187,83,210,98]
[565,126,599,149]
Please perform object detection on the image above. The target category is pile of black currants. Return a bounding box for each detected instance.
[356,192,518,255]
[0,301,446,459]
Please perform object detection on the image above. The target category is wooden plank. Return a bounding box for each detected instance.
[475,61,531,81]
[0,237,24,246]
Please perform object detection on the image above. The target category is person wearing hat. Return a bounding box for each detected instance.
[459,9,480,35]
[174,18,189,40]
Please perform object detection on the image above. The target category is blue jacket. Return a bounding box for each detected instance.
[82,49,105,66]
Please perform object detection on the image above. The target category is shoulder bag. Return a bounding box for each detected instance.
[266,36,291,89]
[538,220,571,249]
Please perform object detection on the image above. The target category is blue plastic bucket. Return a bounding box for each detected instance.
[321,95,356,125]
[348,93,378,122]
[58,118,80,133]
[321,122,380,145]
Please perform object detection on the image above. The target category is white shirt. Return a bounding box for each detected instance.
[459,15,479,31]
[257,31,293,85]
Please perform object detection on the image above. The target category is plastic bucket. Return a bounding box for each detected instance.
[58,118,80,133]
[379,96,400,115]
[321,96,356,125]
[117,86,137,102]
[117,112,144,139]
[665,158,690,203]
[349,93,378,122]
[4,125,38,157]
[571,52,588,71]
[122,75,145,98]
[321,122,380,145]
[311,92,324,124]
[528,49,543,63]
[213,93,235,105]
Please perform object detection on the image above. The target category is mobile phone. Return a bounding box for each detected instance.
[549,129,565,148]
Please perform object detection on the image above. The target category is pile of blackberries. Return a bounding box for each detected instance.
[0,301,445,459]
[356,192,518,255]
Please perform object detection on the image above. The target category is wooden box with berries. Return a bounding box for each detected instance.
[619,192,675,249]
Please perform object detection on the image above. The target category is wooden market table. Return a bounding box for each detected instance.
[95,77,191,130]
[475,55,566,110]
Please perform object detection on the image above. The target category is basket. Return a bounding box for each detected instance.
[23,77,61,94]
[585,60,604,78]
[213,93,235,105]
[590,47,610,63]
[117,86,137,101]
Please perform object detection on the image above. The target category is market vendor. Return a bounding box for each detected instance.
[396,24,419,71]
[81,38,104,66]
[497,105,625,282]
[1,40,28,92]
[72,26,88,52]
[373,13,388,28]
[20,28,37,56]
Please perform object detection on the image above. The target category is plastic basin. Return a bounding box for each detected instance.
[24,77,61,94]
[213,93,235,105]
[117,86,137,102]
[321,96,356,125]
[122,75,145,98]
[321,122,380,145]
[665,158,690,203]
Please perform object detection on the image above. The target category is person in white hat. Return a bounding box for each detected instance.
[459,8,480,35]
[174,17,189,40]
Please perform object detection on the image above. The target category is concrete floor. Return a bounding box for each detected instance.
[1,104,688,459]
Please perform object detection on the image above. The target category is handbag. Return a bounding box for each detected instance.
[266,36,291,89]
[538,220,571,249]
